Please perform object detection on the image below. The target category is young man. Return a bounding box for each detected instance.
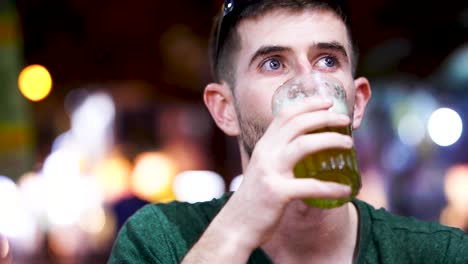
[109,1,468,263]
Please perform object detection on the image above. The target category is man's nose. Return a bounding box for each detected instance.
[295,54,314,75]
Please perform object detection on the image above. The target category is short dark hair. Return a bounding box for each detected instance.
[209,0,359,88]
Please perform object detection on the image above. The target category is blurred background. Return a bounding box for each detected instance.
[0,0,467,263]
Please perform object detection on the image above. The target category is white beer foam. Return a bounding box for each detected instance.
[329,98,348,115]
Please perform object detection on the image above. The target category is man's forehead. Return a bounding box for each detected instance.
[236,9,351,58]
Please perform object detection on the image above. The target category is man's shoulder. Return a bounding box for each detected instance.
[127,192,231,229]
[109,193,232,263]
[354,199,467,264]
[354,199,464,235]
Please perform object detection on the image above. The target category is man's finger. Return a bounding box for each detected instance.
[283,132,353,169]
[279,111,350,142]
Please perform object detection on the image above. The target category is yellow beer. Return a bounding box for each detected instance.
[293,125,360,208]
[272,73,361,209]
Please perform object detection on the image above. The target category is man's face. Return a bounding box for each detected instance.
[231,9,357,156]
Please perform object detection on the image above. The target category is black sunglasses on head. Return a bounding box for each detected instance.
[213,0,259,70]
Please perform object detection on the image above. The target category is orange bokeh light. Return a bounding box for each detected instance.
[444,164,468,211]
[131,152,178,202]
[93,154,132,202]
[18,64,52,102]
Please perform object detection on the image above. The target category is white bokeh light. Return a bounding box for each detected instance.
[18,173,47,225]
[229,175,244,192]
[40,148,103,227]
[427,108,463,147]
[173,171,225,203]
[71,92,115,159]
[0,176,21,237]
[45,176,103,227]
[397,114,426,146]
[0,176,38,247]
[42,149,82,179]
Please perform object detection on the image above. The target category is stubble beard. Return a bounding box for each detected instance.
[234,101,268,158]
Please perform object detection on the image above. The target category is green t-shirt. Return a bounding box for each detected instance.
[109,193,468,263]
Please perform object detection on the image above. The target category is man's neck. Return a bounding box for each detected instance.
[261,200,359,263]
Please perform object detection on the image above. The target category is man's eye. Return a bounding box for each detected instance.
[261,58,283,71]
[317,56,338,68]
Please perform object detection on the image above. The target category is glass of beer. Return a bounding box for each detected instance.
[272,73,361,208]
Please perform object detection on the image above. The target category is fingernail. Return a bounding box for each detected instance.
[340,115,350,122]
[340,185,351,194]
[343,136,353,147]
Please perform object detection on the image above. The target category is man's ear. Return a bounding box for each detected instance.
[352,77,372,130]
[204,82,240,136]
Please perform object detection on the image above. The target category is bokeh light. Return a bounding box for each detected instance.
[444,164,468,212]
[229,175,244,192]
[71,93,116,160]
[397,113,426,146]
[440,205,468,230]
[78,206,106,235]
[45,176,102,227]
[173,171,225,203]
[18,64,52,101]
[93,153,132,202]
[131,152,178,202]
[0,176,21,237]
[0,176,40,255]
[18,173,47,224]
[0,234,10,259]
[79,208,116,251]
[42,149,86,227]
[48,225,84,257]
[428,108,463,147]
[441,43,468,89]
[388,89,437,147]
[42,149,83,180]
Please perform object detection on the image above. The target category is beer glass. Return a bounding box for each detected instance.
[272,73,361,208]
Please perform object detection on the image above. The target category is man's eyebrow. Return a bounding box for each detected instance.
[315,41,349,61]
[248,46,292,67]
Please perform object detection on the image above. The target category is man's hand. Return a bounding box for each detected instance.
[182,98,353,263]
